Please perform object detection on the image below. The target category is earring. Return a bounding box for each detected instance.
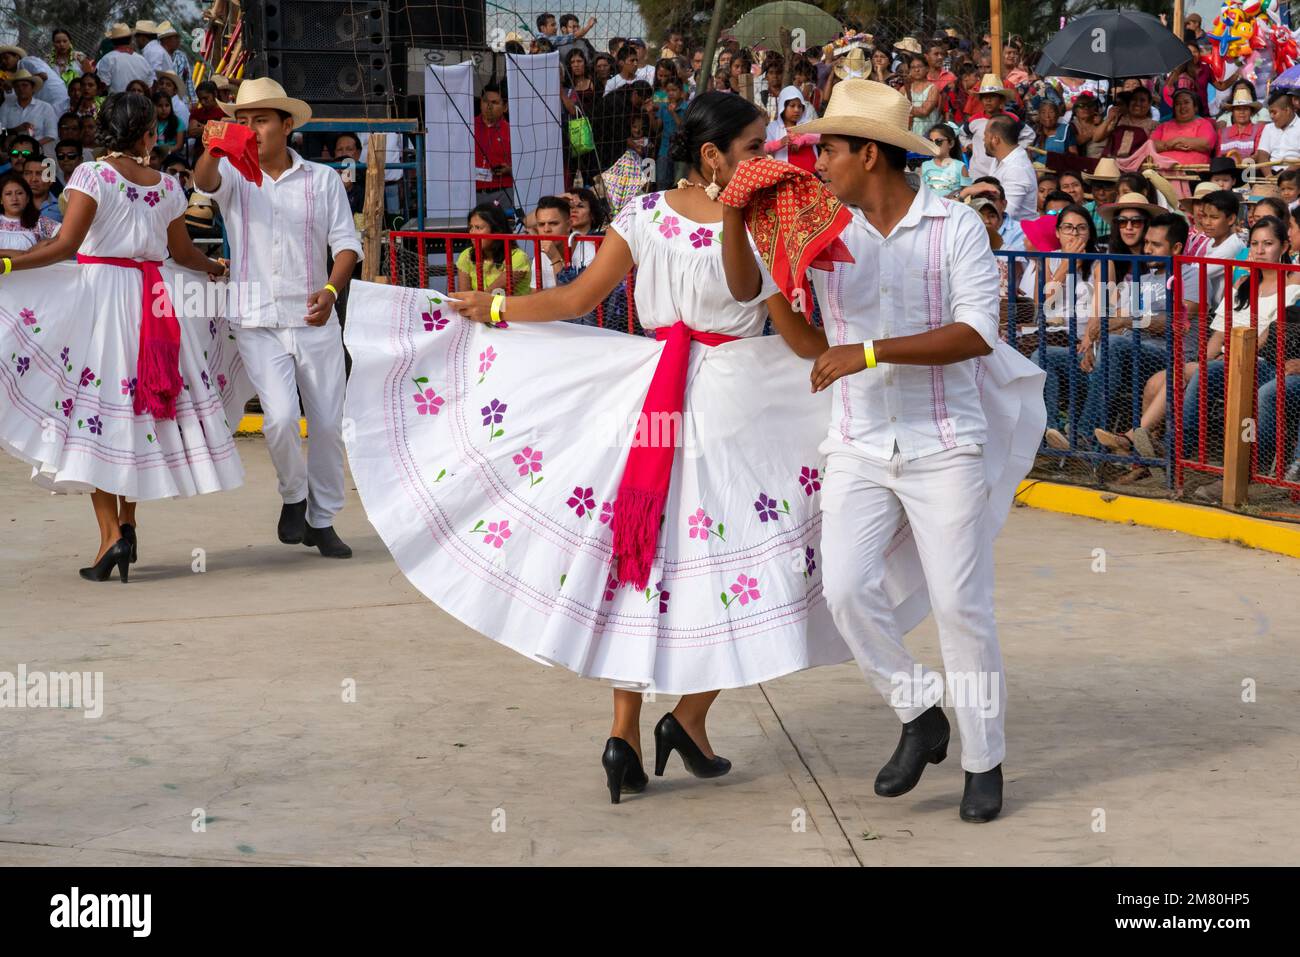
[704,166,721,201]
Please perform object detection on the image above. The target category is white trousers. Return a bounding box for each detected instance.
[820,444,1005,772]
[236,323,347,528]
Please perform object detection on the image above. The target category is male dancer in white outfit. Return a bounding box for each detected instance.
[194,79,362,558]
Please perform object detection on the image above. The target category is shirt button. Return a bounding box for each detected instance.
[890,416,897,422]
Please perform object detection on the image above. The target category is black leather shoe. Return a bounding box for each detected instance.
[653,712,731,778]
[302,524,353,558]
[79,538,131,583]
[874,705,950,797]
[601,737,648,804]
[119,523,138,564]
[278,500,307,544]
[960,765,1003,823]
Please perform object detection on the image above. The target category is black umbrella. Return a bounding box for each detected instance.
[1035,9,1191,81]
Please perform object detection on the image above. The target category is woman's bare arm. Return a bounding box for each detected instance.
[6,190,94,270]
[767,292,827,358]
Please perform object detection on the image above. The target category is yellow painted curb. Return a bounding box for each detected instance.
[235,415,308,438]
[1015,479,1300,559]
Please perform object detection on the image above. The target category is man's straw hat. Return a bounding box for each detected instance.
[976,73,1014,99]
[220,76,312,127]
[106,23,132,41]
[1085,157,1122,182]
[133,20,158,36]
[1099,192,1164,220]
[834,47,869,80]
[7,68,44,92]
[799,78,939,156]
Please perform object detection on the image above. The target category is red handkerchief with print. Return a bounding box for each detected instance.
[206,121,263,187]
[718,157,853,317]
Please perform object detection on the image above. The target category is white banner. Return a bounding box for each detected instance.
[505,52,564,218]
[424,61,477,225]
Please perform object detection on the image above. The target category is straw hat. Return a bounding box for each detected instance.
[133,20,158,35]
[106,23,132,41]
[157,70,182,91]
[799,79,939,155]
[0,44,26,59]
[976,73,1014,99]
[1099,192,1164,221]
[156,21,178,39]
[834,47,869,80]
[220,76,312,127]
[1084,157,1121,182]
[1219,86,1262,116]
[212,74,232,91]
[1179,180,1219,208]
[7,68,44,92]
[894,36,923,55]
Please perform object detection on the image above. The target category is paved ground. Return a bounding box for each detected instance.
[0,438,1296,866]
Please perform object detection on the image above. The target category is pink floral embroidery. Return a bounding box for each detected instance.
[721,574,760,609]
[143,191,160,207]
[567,486,596,518]
[120,377,136,396]
[58,398,73,417]
[19,308,36,326]
[216,373,228,391]
[688,227,714,248]
[482,520,511,548]
[513,446,543,486]
[603,574,619,602]
[79,366,97,387]
[687,507,724,540]
[599,501,614,525]
[799,466,821,495]
[478,346,497,375]
[413,387,444,415]
[97,166,117,184]
[658,215,681,238]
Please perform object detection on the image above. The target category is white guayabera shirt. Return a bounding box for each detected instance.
[812,185,1001,462]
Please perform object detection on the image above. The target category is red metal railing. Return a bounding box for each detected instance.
[387,230,637,334]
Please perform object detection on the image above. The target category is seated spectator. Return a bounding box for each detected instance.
[162,152,193,196]
[529,195,571,290]
[1181,189,1245,320]
[1277,168,1300,208]
[0,171,58,250]
[153,91,181,152]
[1056,169,1087,206]
[1104,87,1157,159]
[562,186,608,268]
[1152,88,1217,169]
[1083,158,1121,243]
[1035,99,1076,154]
[1252,89,1300,165]
[964,176,1025,249]
[53,138,81,187]
[920,122,968,197]
[21,156,60,222]
[455,201,530,296]
[331,132,366,214]
[1036,172,1060,212]
[1217,87,1264,160]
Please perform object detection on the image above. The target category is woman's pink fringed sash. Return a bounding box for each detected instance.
[611,321,738,589]
[77,254,183,420]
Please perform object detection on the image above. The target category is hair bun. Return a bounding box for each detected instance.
[667,129,692,163]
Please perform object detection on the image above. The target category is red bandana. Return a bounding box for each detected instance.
[206,121,264,186]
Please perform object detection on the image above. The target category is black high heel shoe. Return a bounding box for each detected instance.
[653,712,731,778]
[119,523,138,564]
[601,737,648,804]
[79,539,132,583]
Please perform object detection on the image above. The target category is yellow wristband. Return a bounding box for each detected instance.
[323,283,338,297]
[489,292,506,325]
[2,257,11,275]
[863,340,877,369]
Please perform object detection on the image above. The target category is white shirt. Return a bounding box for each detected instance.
[1181,233,1245,308]
[201,149,363,328]
[812,185,1000,461]
[966,114,1035,179]
[530,249,557,290]
[141,39,173,77]
[18,56,69,115]
[1257,114,1300,162]
[989,146,1038,222]
[603,73,640,94]
[1211,277,1300,338]
[96,48,156,93]
[170,94,189,130]
[359,131,403,183]
[0,95,58,142]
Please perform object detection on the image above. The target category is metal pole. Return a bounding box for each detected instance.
[700,0,727,94]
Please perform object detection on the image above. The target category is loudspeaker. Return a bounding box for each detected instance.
[258,0,389,51]
[388,1,486,49]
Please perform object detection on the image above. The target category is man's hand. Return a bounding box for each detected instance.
[1284,357,1300,377]
[207,257,229,280]
[202,119,228,149]
[811,343,868,393]
[491,163,511,177]
[305,287,337,326]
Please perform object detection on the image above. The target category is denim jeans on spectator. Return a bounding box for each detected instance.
[1181,358,1277,459]
[1035,342,1084,437]
[1256,374,1300,470]
[1078,334,1167,444]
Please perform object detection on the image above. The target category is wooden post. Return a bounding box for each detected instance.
[1222,325,1258,507]
[361,132,385,283]
[1174,1,1185,40]
[990,0,1003,79]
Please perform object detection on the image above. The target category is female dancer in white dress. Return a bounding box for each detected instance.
[344,94,931,803]
[0,93,245,580]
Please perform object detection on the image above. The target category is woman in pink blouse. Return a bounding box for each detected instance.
[1152,88,1217,167]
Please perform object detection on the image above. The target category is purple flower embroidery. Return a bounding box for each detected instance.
[478,346,497,375]
[688,507,713,539]
[655,582,670,614]
[97,166,117,184]
[121,377,137,396]
[599,501,614,525]
[422,309,448,332]
[689,227,714,248]
[209,319,217,338]
[804,546,817,576]
[143,190,160,207]
[799,466,821,495]
[658,215,681,239]
[15,356,29,376]
[567,486,596,518]
[512,446,543,477]
[753,492,779,523]
[217,373,227,391]
[20,308,36,326]
[60,346,70,365]
[481,398,507,426]
[603,574,619,602]
[727,574,761,607]
[86,415,103,435]
[200,370,210,389]
[483,520,511,548]
[58,398,73,418]
[163,177,175,192]
[640,192,661,210]
[413,388,444,415]
[79,366,96,387]
[125,186,138,202]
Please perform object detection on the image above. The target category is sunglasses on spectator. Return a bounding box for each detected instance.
[56,151,80,160]
[10,148,34,158]
[1115,216,1145,227]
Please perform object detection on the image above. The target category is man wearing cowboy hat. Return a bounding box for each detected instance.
[156,21,196,102]
[0,69,57,147]
[723,79,1046,823]
[97,23,156,94]
[194,78,363,559]
[133,20,158,51]
[2,45,71,117]
[964,72,1032,179]
[1083,157,1121,240]
[141,20,174,76]
[1253,89,1300,165]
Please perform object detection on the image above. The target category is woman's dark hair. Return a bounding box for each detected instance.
[1107,205,1150,278]
[467,200,512,266]
[0,172,38,229]
[1116,171,1155,201]
[564,46,590,86]
[1254,196,1289,222]
[926,122,958,156]
[570,186,609,232]
[96,92,156,153]
[52,27,71,43]
[152,91,180,143]
[1057,202,1098,253]
[667,91,764,171]
[1234,215,1290,309]
[1057,169,1085,192]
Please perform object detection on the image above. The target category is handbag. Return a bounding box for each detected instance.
[568,100,595,156]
